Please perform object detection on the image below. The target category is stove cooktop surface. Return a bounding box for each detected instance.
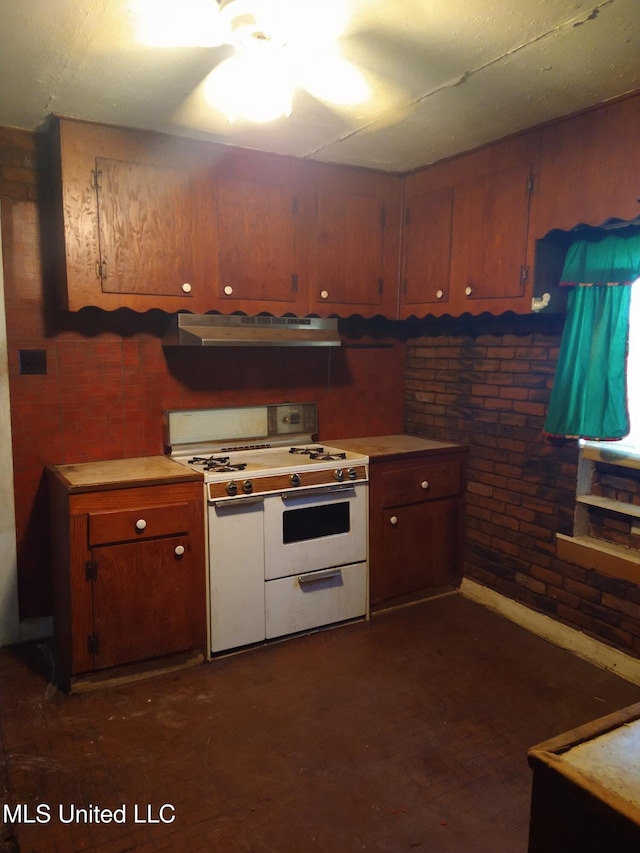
[173,444,367,481]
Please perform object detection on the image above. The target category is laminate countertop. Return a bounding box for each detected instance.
[331,434,467,462]
[47,455,203,493]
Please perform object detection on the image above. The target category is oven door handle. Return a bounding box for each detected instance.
[281,484,357,501]
[212,495,265,509]
[298,568,343,585]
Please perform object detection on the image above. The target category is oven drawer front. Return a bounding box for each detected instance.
[265,562,367,639]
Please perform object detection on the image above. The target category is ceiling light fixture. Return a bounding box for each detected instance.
[209,0,296,122]
[204,45,294,123]
[218,0,286,48]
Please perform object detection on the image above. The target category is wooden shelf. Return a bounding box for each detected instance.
[557,533,640,583]
[576,494,640,520]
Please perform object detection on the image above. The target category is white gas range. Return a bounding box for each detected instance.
[164,403,369,654]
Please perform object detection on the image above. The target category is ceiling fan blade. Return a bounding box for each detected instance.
[134,0,230,47]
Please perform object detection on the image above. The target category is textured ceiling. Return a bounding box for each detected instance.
[1,0,639,172]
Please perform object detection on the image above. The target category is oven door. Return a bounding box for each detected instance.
[264,483,367,580]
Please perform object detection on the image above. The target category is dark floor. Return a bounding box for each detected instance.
[2,594,640,853]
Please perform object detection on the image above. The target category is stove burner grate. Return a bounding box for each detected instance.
[188,456,248,473]
[289,446,325,456]
[289,446,348,462]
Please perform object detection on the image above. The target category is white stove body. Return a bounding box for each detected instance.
[165,405,369,655]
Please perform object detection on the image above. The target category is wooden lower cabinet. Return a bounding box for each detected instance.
[47,461,207,692]
[370,448,467,606]
[332,436,467,608]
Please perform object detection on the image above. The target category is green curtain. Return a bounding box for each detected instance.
[544,232,640,440]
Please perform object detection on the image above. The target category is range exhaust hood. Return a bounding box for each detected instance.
[163,314,342,347]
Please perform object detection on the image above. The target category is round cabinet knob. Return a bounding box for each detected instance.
[465,286,473,296]
[181,282,192,293]
[390,516,398,526]
[224,285,233,296]
[135,519,147,531]
[436,289,444,299]
[174,545,185,557]
[320,290,329,300]
[421,481,429,490]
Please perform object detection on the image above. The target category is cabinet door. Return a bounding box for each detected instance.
[449,162,533,313]
[534,95,640,237]
[308,165,401,318]
[92,535,202,670]
[96,157,194,297]
[216,174,309,315]
[312,189,388,314]
[399,187,453,317]
[54,118,213,312]
[373,498,459,604]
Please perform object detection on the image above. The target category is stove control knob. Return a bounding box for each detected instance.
[290,472,301,487]
[226,481,238,496]
[347,467,357,480]
[334,468,345,482]
[242,480,253,494]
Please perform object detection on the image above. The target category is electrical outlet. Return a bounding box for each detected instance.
[19,349,47,375]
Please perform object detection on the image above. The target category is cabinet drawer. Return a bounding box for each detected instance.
[88,503,190,545]
[381,460,462,508]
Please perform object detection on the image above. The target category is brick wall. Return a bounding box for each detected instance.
[404,312,640,659]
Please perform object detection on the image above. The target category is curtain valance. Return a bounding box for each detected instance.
[561,232,640,287]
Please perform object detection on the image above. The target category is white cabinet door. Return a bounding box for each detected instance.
[208,499,265,653]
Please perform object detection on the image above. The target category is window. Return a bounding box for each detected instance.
[558,280,640,580]
[580,278,640,454]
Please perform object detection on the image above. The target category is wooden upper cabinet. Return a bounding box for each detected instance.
[308,164,401,318]
[533,94,640,239]
[448,160,534,313]
[53,117,215,312]
[96,158,193,297]
[397,132,540,318]
[215,157,310,315]
[400,185,453,317]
